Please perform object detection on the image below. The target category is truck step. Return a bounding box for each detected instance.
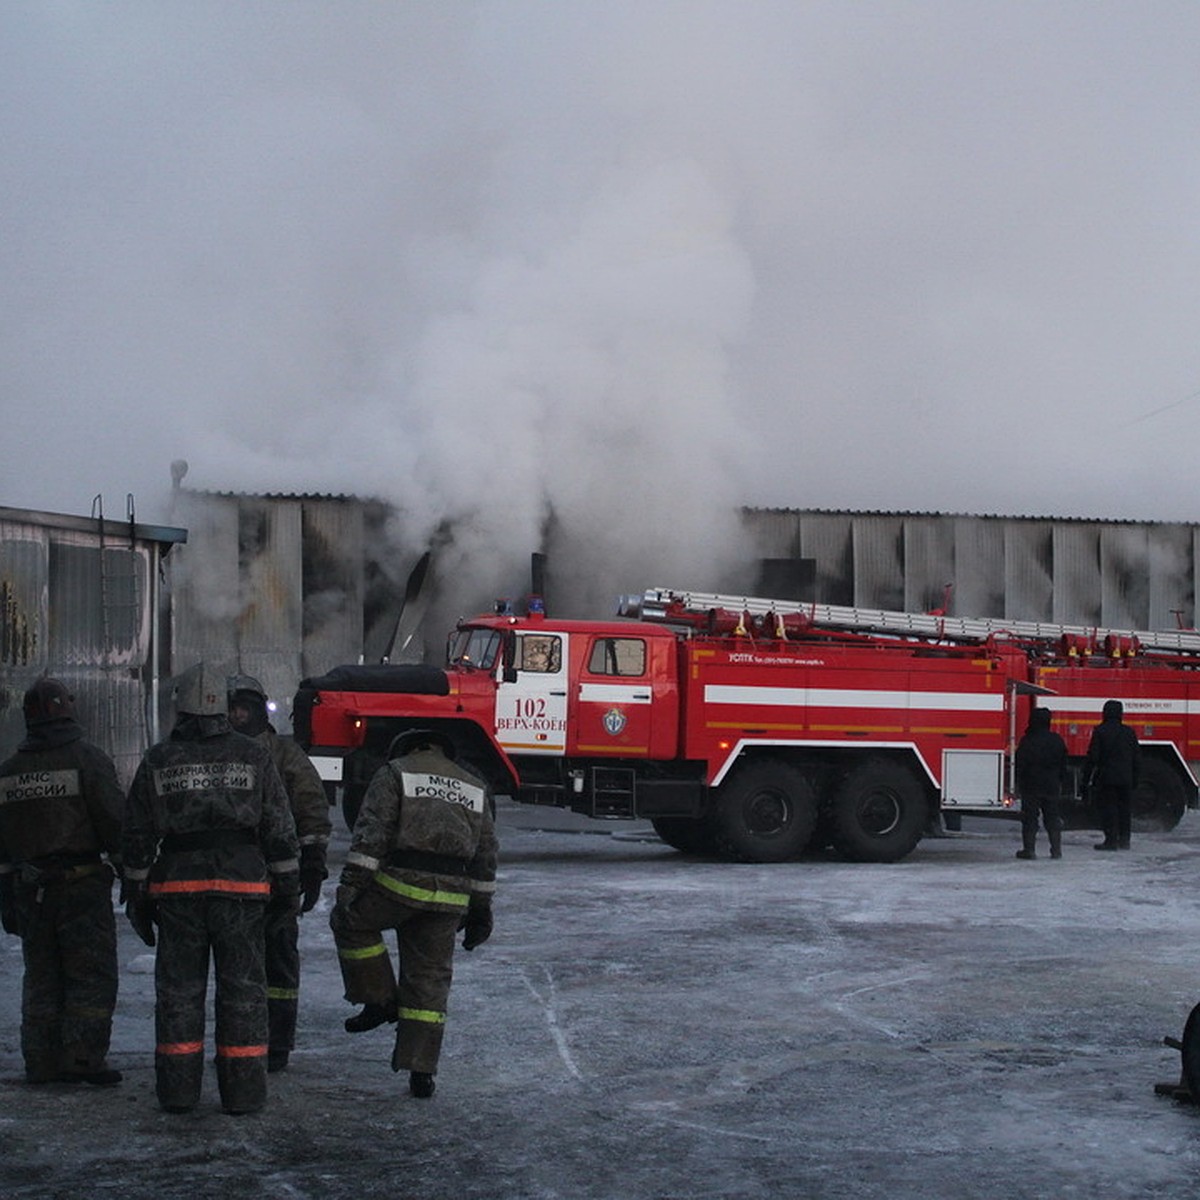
[591,767,637,819]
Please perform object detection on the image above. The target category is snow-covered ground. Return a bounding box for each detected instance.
[3,803,1200,1199]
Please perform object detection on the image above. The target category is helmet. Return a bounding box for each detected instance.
[226,674,270,735]
[387,728,457,761]
[1029,706,1051,730]
[227,674,267,704]
[23,677,76,725]
[173,662,226,717]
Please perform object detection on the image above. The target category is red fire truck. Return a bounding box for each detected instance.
[292,588,1199,863]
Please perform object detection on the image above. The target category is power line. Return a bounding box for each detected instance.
[1121,387,1200,428]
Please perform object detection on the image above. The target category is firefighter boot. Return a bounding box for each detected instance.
[344,1002,397,1034]
[1049,826,1063,859]
[1015,827,1037,860]
[409,1072,436,1099]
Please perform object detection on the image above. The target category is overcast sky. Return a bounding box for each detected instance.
[4,1,1200,603]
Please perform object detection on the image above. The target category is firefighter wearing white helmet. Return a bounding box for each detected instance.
[330,728,497,1098]
[226,673,332,1072]
[122,662,299,1115]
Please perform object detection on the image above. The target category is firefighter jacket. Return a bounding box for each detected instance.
[1014,712,1068,799]
[122,715,300,900]
[342,747,497,915]
[259,728,331,856]
[1084,717,1141,790]
[0,718,124,879]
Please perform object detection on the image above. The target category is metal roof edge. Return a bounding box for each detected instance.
[739,506,1198,528]
[0,503,188,546]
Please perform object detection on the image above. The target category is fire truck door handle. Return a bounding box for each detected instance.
[550,690,567,696]
[633,693,650,700]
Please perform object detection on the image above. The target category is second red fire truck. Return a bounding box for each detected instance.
[293,587,1199,863]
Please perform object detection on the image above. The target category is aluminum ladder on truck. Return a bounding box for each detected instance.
[625,587,1200,657]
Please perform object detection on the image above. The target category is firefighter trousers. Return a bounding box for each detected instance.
[331,887,460,1074]
[154,895,268,1114]
[1097,783,1133,847]
[264,904,300,1056]
[18,870,118,1082]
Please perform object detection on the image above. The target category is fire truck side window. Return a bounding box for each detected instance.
[519,634,561,673]
[587,637,646,677]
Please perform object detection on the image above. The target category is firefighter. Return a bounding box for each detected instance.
[0,678,124,1086]
[1084,698,1141,851]
[226,674,331,1072]
[330,729,497,1098]
[122,662,300,1115]
[1013,706,1067,859]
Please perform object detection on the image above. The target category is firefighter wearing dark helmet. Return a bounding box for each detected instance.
[0,678,125,1086]
[331,728,497,1098]
[122,662,299,1115]
[226,674,332,1073]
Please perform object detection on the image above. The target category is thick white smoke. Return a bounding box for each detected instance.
[5,1,1200,619]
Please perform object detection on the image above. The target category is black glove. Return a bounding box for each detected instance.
[299,844,327,914]
[267,872,302,918]
[0,875,20,937]
[461,902,493,951]
[125,885,157,948]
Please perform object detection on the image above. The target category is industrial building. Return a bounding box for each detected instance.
[4,494,1200,771]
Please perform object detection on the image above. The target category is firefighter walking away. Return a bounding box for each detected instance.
[122,663,300,1115]
[227,674,331,1072]
[331,729,497,1098]
[0,678,125,1086]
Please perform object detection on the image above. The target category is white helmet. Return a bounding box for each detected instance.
[173,662,226,717]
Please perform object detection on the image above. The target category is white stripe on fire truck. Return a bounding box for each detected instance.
[578,683,652,704]
[703,685,1004,711]
[1040,696,1188,716]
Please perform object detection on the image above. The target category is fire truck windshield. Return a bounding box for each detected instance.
[448,626,503,671]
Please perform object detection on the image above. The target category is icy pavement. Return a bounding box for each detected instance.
[3,803,1200,1199]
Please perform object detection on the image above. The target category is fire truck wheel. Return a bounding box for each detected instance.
[1181,1002,1200,1101]
[650,817,718,855]
[711,761,818,863]
[1132,758,1187,833]
[829,760,927,863]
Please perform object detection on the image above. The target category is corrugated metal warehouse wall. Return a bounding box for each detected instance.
[7,498,1200,773]
[740,510,1198,630]
[0,506,184,786]
[167,492,378,733]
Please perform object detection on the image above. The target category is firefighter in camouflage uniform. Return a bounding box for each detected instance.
[122,662,299,1115]
[227,674,331,1072]
[0,679,125,1086]
[331,729,497,1098]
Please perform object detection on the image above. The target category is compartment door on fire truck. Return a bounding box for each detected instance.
[495,630,569,755]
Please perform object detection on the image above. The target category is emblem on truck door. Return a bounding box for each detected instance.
[603,707,627,736]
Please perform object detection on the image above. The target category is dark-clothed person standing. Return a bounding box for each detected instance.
[122,663,299,1115]
[331,729,497,1099]
[0,679,124,1086]
[227,675,331,1072]
[1014,706,1068,860]
[1084,698,1141,851]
